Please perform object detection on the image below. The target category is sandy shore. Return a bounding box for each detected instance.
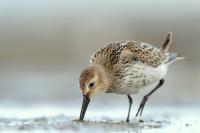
[0,105,199,133]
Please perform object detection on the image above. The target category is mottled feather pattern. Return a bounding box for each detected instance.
[90,41,168,68]
[78,33,182,121]
[89,41,171,94]
[79,33,183,96]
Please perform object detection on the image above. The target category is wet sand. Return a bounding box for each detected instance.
[0,105,199,133]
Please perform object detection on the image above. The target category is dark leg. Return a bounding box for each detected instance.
[135,79,164,117]
[126,94,133,123]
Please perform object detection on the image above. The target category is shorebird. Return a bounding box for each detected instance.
[79,33,183,122]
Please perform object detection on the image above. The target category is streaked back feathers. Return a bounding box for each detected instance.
[90,32,182,68]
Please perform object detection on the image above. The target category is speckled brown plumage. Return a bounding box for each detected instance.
[78,32,184,121]
[79,32,182,96]
[90,41,168,68]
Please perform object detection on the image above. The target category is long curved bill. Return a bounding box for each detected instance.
[79,95,90,121]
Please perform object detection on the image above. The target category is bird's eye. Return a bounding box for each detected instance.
[89,82,95,88]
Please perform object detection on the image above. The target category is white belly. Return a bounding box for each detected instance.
[113,64,168,94]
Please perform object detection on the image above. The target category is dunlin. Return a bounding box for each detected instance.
[79,33,183,122]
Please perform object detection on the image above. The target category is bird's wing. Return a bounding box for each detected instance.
[90,41,168,68]
[117,41,168,68]
[90,42,122,68]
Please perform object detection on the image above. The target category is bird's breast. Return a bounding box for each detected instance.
[110,63,168,94]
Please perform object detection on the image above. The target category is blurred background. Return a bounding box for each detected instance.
[0,0,199,109]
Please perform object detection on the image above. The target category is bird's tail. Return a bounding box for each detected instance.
[161,32,173,52]
[165,53,185,64]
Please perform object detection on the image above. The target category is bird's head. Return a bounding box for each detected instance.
[79,65,111,121]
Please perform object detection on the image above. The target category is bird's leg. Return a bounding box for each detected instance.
[126,94,133,123]
[136,79,164,117]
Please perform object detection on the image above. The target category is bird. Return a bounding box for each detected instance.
[79,32,183,122]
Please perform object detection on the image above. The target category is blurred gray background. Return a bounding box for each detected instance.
[0,0,199,107]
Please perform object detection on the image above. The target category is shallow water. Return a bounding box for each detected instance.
[0,105,199,133]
